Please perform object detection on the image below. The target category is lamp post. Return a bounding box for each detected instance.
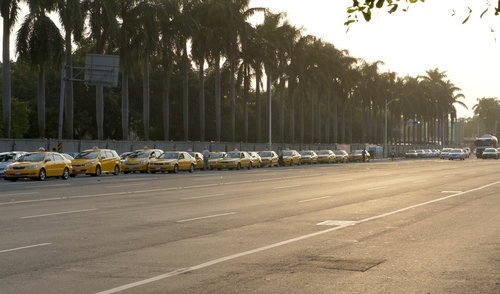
[268,74,289,150]
[384,98,399,158]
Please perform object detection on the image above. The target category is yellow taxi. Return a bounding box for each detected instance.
[148,151,196,173]
[257,150,279,167]
[121,148,163,173]
[248,151,262,168]
[188,152,205,170]
[208,151,226,170]
[317,150,336,164]
[4,151,72,181]
[281,149,301,166]
[214,150,253,170]
[71,147,121,177]
[299,150,318,164]
[333,150,349,163]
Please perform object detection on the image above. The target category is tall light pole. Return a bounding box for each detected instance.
[268,74,289,150]
[384,98,399,158]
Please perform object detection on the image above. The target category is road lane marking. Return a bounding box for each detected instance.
[367,186,387,191]
[0,191,39,197]
[95,180,500,294]
[273,184,301,190]
[0,243,52,254]
[20,208,98,219]
[181,193,226,200]
[176,212,236,223]
[298,196,331,203]
[442,190,462,193]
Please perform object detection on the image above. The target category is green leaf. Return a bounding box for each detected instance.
[376,0,384,9]
[362,10,372,21]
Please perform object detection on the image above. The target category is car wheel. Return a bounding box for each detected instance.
[61,167,69,180]
[38,168,46,181]
[189,164,195,173]
[113,165,120,175]
[93,165,102,176]
[248,163,252,170]
[6,177,17,182]
[173,164,179,173]
[236,163,241,170]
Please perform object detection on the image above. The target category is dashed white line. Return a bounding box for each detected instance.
[181,193,226,200]
[367,186,387,191]
[0,243,52,254]
[20,208,98,219]
[298,196,331,203]
[176,212,236,223]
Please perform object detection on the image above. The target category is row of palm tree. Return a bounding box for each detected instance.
[1,0,467,146]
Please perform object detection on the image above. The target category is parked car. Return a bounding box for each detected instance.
[416,149,426,158]
[281,149,301,166]
[349,150,370,162]
[316,150,336,164]
[214,150,253,170]
[121,148,163,173]
[0,151,27,177]
[188,152,205,170]
[440,148,452,159]
[333,150,349,163]
[148,151,196,173]
[248,151,262,168]
[299,150,318,164]
[448,148,466,160]
[258,150,279,167]
[208,151,227,170]
[4,151,71,181]
[71,148,121,176]
[404,150,418,159]
[481,148,499,159]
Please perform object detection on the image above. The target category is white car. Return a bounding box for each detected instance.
[448,149,465,160]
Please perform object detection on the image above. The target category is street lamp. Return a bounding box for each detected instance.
[268,74,289,150]
[384,98,399,158]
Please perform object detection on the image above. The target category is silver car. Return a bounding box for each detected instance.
[0,151,27,177]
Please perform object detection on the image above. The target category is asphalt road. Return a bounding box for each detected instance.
[0,158,498,294]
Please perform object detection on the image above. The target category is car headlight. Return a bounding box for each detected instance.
[140,160,147,164]
[84,161,95,166]
[28,164,38,169]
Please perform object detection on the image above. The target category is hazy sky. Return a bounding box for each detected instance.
[2,1,498,119]
[251,0,500,118]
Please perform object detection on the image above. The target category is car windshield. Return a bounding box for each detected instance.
[484,148,496,152]
[300,151,312,155]
[282,151,293,156]
[128,151,150,158]
[75,151,99,159]
[18,153,45,162]
[159,152,179,159]
[450,149,462,153]
[209,153,225,159]
[259,151,272,157]
[317,150,330,155]
[0,153,17,162]
[226,152,240,158]
[333,151,345,155]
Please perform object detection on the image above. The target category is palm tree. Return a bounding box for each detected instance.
[16,1,64,138]
[1,0,21,138]
[134,0,159,141]
[57,0,84,139]
[117,0,140,140]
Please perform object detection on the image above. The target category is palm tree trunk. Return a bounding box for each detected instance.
[64,30,74,139]
[96,85,104,140]
[2,16,11,138]
[143,56,150,140]
[255,70,261,142]
[198,56,205,141]
[121,72,129,140]
[37,68,46,138]
[182,44,188,141]
[230,62,236,142]
[215,55,222,141]
[162,51,173,140]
